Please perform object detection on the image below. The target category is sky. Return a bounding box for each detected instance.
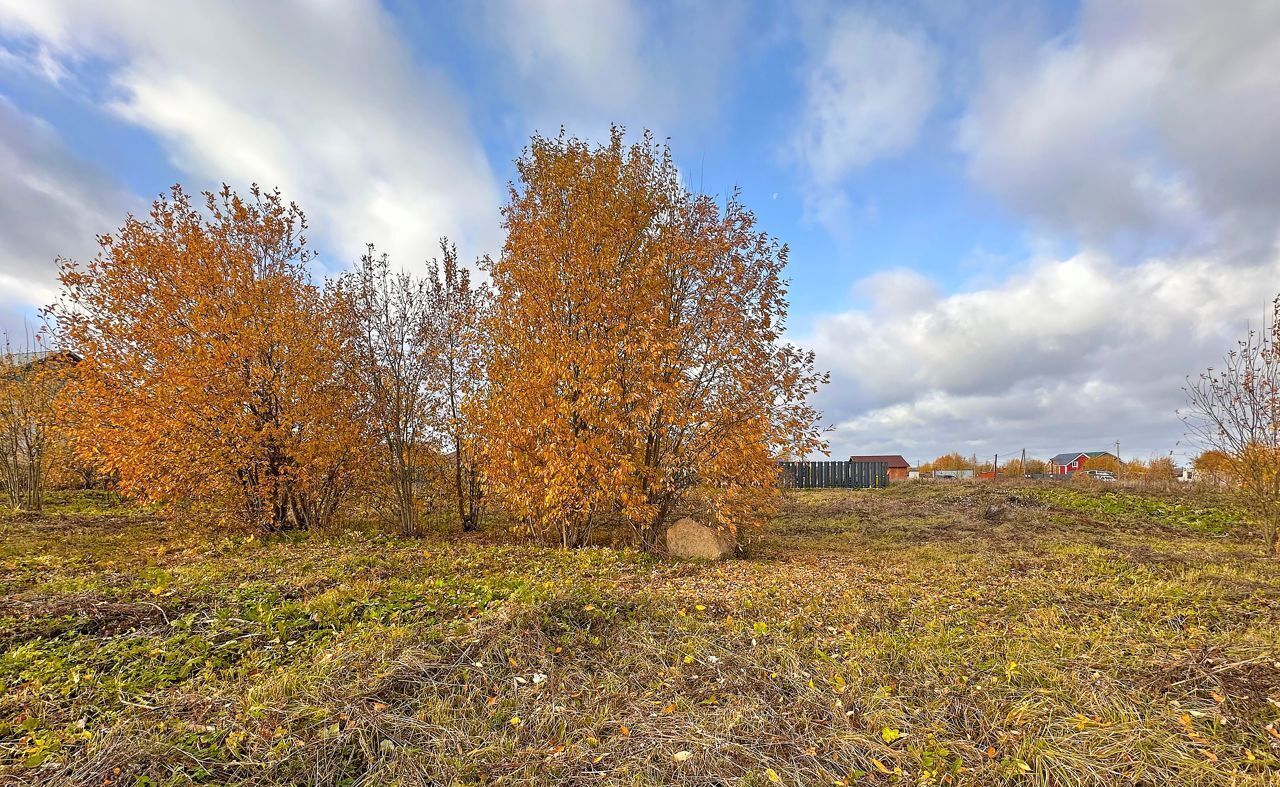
[1,0,1278,465]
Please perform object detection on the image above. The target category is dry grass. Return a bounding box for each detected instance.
[1,482,1277,785]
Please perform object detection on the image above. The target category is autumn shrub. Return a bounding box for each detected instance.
[0,346,72,512]
[918,452,973,474]
[51,185,369,531]
[1184,294,1280,554]
[333,239,489,536]
[477,129,825,549]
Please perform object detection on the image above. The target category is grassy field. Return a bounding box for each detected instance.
[1,483,1277,786]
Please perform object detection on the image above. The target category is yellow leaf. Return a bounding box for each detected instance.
[673,750,692,762]
[509,716,521,726]
[765,767,783,783]
[870,757,891,774]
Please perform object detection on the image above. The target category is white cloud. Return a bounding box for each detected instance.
[802,251,1280,461]
[0,0,501,267]
[960,0,1280,255]
[0,97,137,335]
[478,0,747,137]
[792,11,939,185]
[855,268,939,317]
[801,0,1280,462]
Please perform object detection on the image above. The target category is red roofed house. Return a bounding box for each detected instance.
[1048,451,1119,475]
[849,454,911,481]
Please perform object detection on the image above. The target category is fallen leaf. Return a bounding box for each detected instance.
[673,750,693,762]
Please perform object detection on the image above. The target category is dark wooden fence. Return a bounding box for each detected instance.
[778,460,888,489]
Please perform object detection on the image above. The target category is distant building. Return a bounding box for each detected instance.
[933,469,974,479]
[1048,451,1118,475]
[850,454,911,481]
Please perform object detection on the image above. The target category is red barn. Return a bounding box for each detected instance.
[849,454,911,481]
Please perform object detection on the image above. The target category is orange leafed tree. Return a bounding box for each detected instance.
[1193,449,1233,485]
[51,185,367,531]
[477,129,826,548]
[920,452,971,472]
[1085,454,1123,475]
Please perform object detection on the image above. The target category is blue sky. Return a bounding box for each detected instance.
[2,0,1279,463]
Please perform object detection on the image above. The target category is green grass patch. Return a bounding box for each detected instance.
[1,483,1277,785]
[1018,485,1246,535]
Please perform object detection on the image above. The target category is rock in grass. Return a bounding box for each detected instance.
[983,503,1010,522]
[666,518,736,560]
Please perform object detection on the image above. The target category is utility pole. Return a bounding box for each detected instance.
[1021,448,1027,477]
[1115,440,1121,460]
[994,453,998,478]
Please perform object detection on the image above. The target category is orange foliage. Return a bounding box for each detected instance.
[999,456,1045,476]
[1142,455,1178,481]
[52,186,368,531]
[920,452,971,473]
[1023,457,1048,475]
[477,129,826,548]
[1085,454,1123,475]
[1193,449,1233,484]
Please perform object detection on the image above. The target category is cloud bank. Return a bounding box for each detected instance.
[0,0,502,267]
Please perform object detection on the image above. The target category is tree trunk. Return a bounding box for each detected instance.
[453,444,473,532]
[467,462,482,531]
[395,465,418,536]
